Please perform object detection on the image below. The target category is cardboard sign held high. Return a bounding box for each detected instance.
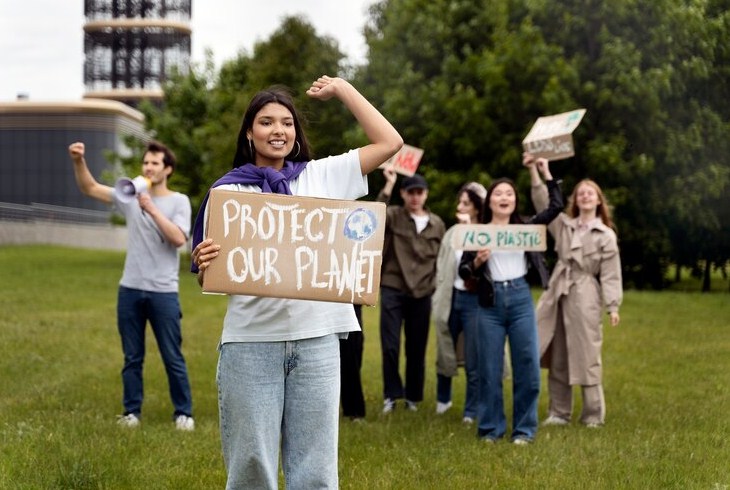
[381,144,424,177]
[522,109,586,161]
[202,189,386,306]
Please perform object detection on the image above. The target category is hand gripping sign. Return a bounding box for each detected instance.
[202,189,386,306]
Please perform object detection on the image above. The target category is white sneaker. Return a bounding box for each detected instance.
[585,422,602,429]
[436,401,453,415]
[462,416,475,425]
[405,400,418,412]
[175,414,195,431]
[382,398,396,414]
[542,415,569,426]
[512,437,531,446]
[117,413,140,428]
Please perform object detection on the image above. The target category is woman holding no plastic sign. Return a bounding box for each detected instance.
[191,75,402,489]
[458,157,562,445]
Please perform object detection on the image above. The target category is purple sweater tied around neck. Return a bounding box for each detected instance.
[190,161,308,273]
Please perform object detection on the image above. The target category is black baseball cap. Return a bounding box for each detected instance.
[402,174,428,191]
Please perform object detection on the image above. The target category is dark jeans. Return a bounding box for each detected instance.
[379,286,431,402]
[340,304,366,418]
[436,289,480,418]
[117,286,193,417]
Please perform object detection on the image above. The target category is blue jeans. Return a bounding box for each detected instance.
[436,289,479,419]
[217,335,340,490]
[475,277,540,441]
[117,286,192,417]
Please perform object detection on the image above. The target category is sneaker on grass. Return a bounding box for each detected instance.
[435,401,452,415]
[117,413,140,428]
[382,398,396,414]
[175,415,195,431]
[542,415,569,426]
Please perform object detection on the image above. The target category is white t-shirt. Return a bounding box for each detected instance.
[204,149,368,343]
[488,250,528,282]
[411,213,430,234]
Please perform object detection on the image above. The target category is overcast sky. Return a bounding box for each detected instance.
[0,1,375,101]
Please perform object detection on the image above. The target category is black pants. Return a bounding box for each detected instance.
[339,304,366,418]
[379,287,432,402]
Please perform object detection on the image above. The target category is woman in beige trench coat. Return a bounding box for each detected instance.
[525,154,622,428]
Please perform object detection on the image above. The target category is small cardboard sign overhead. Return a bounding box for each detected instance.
[451,224,547,251]
[381,144,424,176]
[202,189,386,306]
[522,109,586,161]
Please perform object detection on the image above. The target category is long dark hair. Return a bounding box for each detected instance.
[232,87,312,168]
[482,178,524,224]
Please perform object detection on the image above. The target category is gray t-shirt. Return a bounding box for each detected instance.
[114,192,191,293]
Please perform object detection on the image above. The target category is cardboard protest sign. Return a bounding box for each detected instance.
[451,224,547,251]
[522,109,586,161]
[381,144,424,176]
[202,189,386,305]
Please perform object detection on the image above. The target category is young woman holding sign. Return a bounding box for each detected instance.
[432,181,486,422]
[191,76,402,489]
[525,154,622,429]
[458,158,562,445]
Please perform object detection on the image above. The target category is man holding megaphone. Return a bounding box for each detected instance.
[68,140,195,431]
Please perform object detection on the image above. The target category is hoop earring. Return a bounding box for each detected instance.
[248,138,253,157]
[292,141,301,159]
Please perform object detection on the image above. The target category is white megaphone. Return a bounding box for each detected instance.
[114,176,151,203]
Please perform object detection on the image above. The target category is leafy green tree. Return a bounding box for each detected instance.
[362,0,730,289]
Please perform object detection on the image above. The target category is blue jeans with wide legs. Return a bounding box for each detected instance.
[475,277,540,441]
[217,334,340,490]
[117,286,193,418]
[436,289,480,419]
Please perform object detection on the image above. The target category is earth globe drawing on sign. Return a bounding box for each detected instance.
[343,208,378,242]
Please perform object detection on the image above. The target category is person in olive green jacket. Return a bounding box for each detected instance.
[378,166,445,414]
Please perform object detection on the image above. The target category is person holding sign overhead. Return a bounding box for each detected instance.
[458,159,562,445]
[378,167,445,414]
[525,153,622,429]
[191,76,402,489]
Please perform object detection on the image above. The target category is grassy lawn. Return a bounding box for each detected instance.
[1,245,728,489]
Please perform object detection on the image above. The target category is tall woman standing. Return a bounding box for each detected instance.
[459,159,562,444]
[191,76,402,489]
[526,154,623,428]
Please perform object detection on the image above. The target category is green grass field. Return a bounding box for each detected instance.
[1,246,728,489]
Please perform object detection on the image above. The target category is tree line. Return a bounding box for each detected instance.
[122,0,729,291]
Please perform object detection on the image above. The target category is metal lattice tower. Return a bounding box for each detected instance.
[83,0,192,107]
